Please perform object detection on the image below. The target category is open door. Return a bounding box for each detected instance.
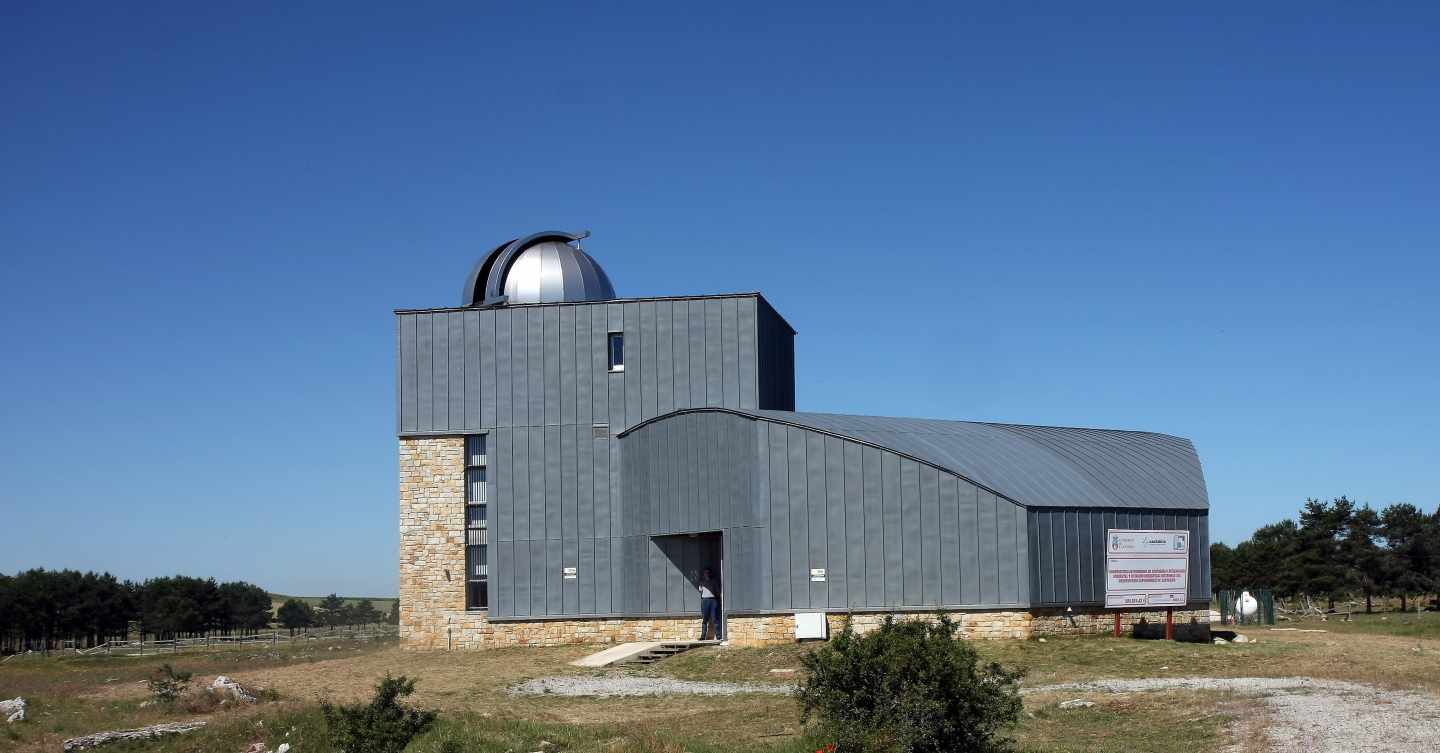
[652,531,725,639]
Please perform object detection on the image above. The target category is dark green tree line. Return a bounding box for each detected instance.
[1212,497,1440,612]
[0,570,274,652]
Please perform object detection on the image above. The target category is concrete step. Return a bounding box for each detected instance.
[569,639,722,668]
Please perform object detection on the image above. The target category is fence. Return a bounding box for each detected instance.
[0,625,399,660]
[1216,589,1276,625]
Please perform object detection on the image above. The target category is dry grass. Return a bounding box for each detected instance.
[1278,611,1440,640]
[4,624,1437,753]
[0,638,394,753]
[970,628,1440,694]
[1018,689,1239,753]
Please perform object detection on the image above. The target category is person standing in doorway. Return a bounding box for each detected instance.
[698,567,722,640]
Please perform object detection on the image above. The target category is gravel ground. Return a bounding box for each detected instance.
[1029,676,1440,753]
[512,676,794,697]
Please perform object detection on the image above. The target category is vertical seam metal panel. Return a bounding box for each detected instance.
[843,441,865,607]
[640,301,659,421]
[920,464,941,605]
[881,452,903,607]
[788,426,811,609]
[900,459,922,606]
[756,421,773,610]
[825,435,847,608]
[722,297,740,408]
[688,300,706,409]
[704,299,723,407]
[769,425,791,609]
[416,313,433,431]
[673,302,691,411]
[738,297,757,410]
[939,473,961,605]
[805,430,828,609]
[960,480,981,604]
[862,446,884,608]
[481,310,497,427]
[464,311,481,428]
[656,300,674,415]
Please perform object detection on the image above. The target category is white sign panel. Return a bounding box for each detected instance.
[1105,529,1188,607]
[809,568,827,582]
[562,566,577,580]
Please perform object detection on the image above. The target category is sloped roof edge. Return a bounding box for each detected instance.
[619,408,1209,511]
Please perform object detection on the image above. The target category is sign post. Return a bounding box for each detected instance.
[1105,530,1190,616]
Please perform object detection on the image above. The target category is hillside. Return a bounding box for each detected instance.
[267,593,398,613]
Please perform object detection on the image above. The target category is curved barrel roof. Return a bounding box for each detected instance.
[622,408,1209,511]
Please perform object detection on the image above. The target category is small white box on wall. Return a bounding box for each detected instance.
[795,612,827,640]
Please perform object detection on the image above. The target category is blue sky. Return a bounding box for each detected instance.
[2,2,1436,596]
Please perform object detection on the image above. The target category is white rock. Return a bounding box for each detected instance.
[62,721,206,751]
[211,676,258,704]
[276,744,290,753]
[1058,699,1096,709]
[1,696,24,723]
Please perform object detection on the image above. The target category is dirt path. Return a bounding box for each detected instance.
[513,676,792,697]
[1030,677,1440,753]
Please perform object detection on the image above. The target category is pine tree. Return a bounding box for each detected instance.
[277,598,317,635]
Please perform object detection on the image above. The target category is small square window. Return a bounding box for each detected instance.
[607,332,625,372]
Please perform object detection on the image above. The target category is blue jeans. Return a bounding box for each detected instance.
[700,597,722,639]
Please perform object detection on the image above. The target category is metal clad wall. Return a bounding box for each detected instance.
[397,295,787,619]
[620,410,1033,614]
[743,410,1208,511]
[1027,508,1212,606]
[754,297,796,411]
[400,297,1209,620]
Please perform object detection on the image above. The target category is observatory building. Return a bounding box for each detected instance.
[396,231,1212,648]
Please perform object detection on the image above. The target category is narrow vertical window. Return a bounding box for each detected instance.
[607,331,625,372]
[464,435,488,610]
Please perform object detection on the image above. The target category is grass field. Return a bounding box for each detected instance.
[2,617,1436,753]
[1276,610,1440,640]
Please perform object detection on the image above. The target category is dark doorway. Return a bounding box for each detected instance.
[652,531,725,639]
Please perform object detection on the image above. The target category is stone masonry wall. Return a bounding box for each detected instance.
[1031,607,1211,637]
[399,436,468,650]
[400,437,1211,649]
[404,605,1208,649]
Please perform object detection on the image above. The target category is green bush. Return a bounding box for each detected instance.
[796,616,1024,753]
[320,674,438,753]
[146,663,192,703]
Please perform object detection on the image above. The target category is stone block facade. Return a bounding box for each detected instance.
[1030,607,1210,637]
[398,436,468,650]
[400,436,1208,650]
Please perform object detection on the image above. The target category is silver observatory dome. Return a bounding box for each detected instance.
[462,230,616,307]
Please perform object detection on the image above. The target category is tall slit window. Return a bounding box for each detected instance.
[607,331,624,372]
[465,435,488,610]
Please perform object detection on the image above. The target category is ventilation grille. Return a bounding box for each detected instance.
[592,424,610,439]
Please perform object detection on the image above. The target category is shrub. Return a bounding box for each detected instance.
[179,688,224,714]
[147,664,192,703]
[796,616,1023,753]
[320,674,437,753]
